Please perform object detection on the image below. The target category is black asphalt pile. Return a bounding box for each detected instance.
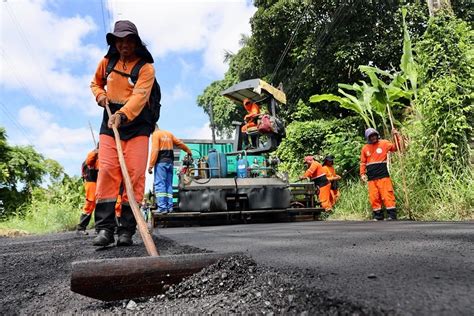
[0,232,204,315]
[166,254,257,299]
[101,255,395,315]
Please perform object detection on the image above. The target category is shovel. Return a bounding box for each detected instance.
[71,104,233,301]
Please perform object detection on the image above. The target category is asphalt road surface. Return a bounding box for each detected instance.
[158,221,474,315]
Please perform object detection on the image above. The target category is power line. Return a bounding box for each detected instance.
[100,0,109,37]
[106,0,114,30]
[0,102,35,147]
[4,1,56,95]
[269,2,310,84]
[0,49,44,107]
[284,4,348,105]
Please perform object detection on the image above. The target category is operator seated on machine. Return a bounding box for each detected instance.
[241,98,261,149]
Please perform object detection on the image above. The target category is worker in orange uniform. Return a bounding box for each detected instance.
[360,128,401,220]
[148,126,192,213]
[76,148,99,235]
[90,20,156,247]
[299,156,332,212]
[322,155,341,206]
[114,185,123,225]
[241,98,260,149]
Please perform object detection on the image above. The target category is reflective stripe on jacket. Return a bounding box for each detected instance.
[360,139,397,181]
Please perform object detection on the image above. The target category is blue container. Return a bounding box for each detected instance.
[237,157,248,178]
[208,149,228,178]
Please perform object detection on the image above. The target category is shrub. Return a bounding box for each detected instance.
[275,116,365,178]
[0,176,84,234]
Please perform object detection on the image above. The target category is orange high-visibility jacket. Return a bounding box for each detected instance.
[360,139,397,181]
[148,129,191,166]
[304,161,329,187]
[323,165,338,181]
[90,57,155,122]
[244,102,260,127]
[85,150,99,169]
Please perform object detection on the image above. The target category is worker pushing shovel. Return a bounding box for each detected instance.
[89,20,157,247]
[71,20,234,302]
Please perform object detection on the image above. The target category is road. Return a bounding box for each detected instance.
[158,221,474,315]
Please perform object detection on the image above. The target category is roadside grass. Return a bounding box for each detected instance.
[331,180,372,220]
[0,200,82,234]
[0,178,85,235]
[331,165,474,221]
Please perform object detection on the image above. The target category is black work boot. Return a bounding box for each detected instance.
[387,208,397,220]
[117,230,133,246]
[372,210,384,221]
[116,204,136,246]
[92,229,114,246]
[76,214,91,235]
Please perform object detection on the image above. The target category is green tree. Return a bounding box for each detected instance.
[407,11,473,177]
[309,8,418,136]
[0,127,65,219]
[198,1,471,133]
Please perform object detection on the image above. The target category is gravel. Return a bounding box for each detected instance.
[100,255,395,315]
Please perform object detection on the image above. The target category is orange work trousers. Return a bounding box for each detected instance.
[82,181,96,215]
[318,183,332,211]
[96,134,148,204]
[368,177,396,212]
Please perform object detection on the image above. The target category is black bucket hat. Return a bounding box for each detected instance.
[323,155,334,165]
[105,20,154,63]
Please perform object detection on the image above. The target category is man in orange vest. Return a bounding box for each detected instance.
[322,155,341,206]
[360,128,401,220]
[299,156,332,212]
[76,148,99,235]
[148,126,192,213]
[241,98,260,149]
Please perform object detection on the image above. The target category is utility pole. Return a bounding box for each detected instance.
[427,0,453,16]
[209,103,216,145]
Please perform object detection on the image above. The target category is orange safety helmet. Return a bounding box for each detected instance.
[303,156,314,164]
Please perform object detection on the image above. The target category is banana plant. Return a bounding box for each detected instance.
[309,7,418,132]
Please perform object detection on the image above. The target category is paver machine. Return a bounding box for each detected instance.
[152,79,321,225]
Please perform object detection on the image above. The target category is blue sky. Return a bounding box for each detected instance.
[0,0,256,177]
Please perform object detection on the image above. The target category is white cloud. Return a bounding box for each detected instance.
[111,0,256,76]
[1,0,101,115]
[161,84,191,106]
[179,122,213,140]
[17,105,95,171]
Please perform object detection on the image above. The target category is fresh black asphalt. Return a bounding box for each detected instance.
[158,221,474,315]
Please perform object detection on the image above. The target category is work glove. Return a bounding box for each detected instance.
[108,113,126,129]
[360,174,368,183]
[97,95,107,107]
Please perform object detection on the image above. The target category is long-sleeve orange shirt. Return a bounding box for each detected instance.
[323,165,339,181]
[148,129,191,167]
[90,57,155,122]
[360,139,397,180]
[304,161,329,187]
[244,103,261,127]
